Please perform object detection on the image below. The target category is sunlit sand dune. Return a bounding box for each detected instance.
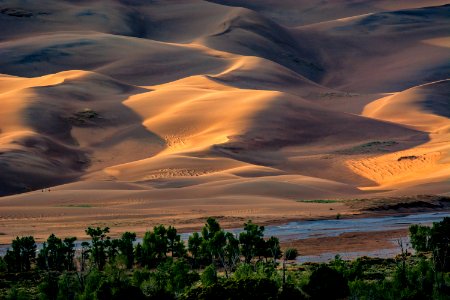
[0,0,449,241]
[348,80,450,190]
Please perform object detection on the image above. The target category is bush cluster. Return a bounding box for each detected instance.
[1,217,450,299]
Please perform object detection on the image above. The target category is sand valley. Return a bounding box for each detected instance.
[0,0,449,243]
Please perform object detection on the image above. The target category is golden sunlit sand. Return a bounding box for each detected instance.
[0,0,449,244]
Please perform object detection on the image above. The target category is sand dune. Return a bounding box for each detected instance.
[348,80,450,189]
[0,0,449,241]
[207,0,450,26]
[292,4,450,93]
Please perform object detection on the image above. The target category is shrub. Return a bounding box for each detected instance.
[201,264,217,287]
[284,248,298,261]
[183,278,279,300]
[278,283,306,300]
[5,286,30,300]
[304,265,349,300]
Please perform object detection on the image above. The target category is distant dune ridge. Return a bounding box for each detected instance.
[0,0,449,241]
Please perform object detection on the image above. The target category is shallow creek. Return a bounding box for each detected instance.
[1,211,448,262]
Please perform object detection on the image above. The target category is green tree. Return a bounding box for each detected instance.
[85,227,110,270]
[141,225,169,267]
[410,217,450,273]
[184,277,279,300]
[239,221,265,264]
[78,268,104,299]
[233,261,279,282]
[57,272,81,300]
[135,243,143,266]
[265,236,282,263]
[222,232,240,274]
[200,218,222,264]
[63,237,77,271]
[201,218,221,240]
[429,217,450,272]
[170,259,199,295]
[37,234,62,271]
[188,232,202,268]
[4,236,36,272]
[208,230,227,265]
[167,226,186,258]
[105,238,120,263]
[202,228,239,277]
[410,224,431,252]
[154,225,168,258]
[304,264,349,300]
[38,272,60,300]
[80,241,90,272]
[37,234,77,271]
[5,287,30,300]
[141,259,197,298]
[201,264,217,287]
[0,256,7,273]
[118,231,136,269]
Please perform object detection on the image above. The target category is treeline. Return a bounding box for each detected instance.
[3,218,288,274]
[1,217,450,299]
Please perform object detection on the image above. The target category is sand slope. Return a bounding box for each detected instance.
[207,0,450,26]
[0,1,449,241]
[348,80,450,190]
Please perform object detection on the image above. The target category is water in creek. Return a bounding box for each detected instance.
[1,211,448,262]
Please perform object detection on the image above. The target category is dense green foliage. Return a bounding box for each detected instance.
[410,217,450,272]
[4,236,37,273]
[37,234,76,272]
[1,217,450,299]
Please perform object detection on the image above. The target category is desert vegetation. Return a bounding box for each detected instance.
[1,217,450,299]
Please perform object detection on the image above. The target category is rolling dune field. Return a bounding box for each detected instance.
[0,0,449,243]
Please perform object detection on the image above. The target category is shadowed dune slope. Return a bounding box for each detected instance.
[292,4,450,93]
[0,71,164,194]
[0,0,449,239]
[206,0,450,26]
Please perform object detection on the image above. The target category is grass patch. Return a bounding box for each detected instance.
[296,200,339,204]
[319,92,359,98]
[336,141,398,155]
[69,108,100,126]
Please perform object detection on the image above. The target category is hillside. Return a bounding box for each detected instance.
[0,0,448,241]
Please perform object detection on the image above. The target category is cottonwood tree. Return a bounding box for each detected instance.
[140,231,159,267]
[140,224,182,267]
[37,234,77,271]
[190,218,240,276]
[220,232,240,277]
[118,231,136,269]
[63,237,77,271]
[4,236,37,272]
[410,217,450,271]
[188,232,202,268]
[410,217,450,290]
[200,217,222,264]
[265,236,282,264]
[239,220,265,263]
[85,226,110,270]
[167,226,186,258]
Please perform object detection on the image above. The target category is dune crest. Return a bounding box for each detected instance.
[0,0,449,241]
[348,80,450,189]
